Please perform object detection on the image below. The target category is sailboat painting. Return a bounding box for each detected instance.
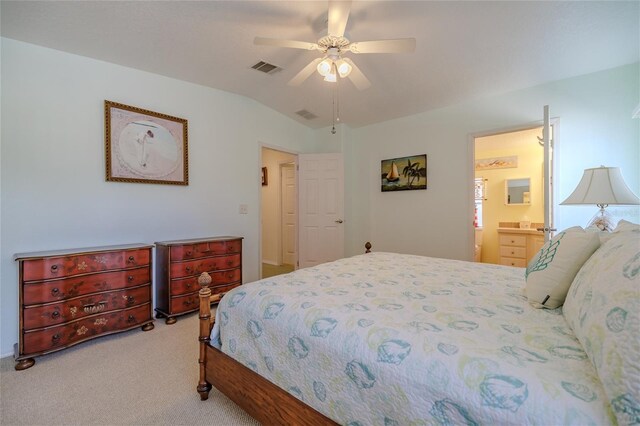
[381,155,427,192]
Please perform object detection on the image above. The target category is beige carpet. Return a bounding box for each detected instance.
[0,311,259,426]
[261,263,294,279]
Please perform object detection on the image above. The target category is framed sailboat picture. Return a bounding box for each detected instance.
[381,154,427,192]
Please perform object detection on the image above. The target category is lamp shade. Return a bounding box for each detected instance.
[561,166,640,205]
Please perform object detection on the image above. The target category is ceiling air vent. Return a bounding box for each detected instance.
[251,61,281,74]
[295,109,318,120]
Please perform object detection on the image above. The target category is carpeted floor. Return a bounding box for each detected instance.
[0,311,259,426]
[261,263,294,279]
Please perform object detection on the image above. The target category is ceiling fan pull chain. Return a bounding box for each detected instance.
[336,76,341,123]
[331,83,336,134]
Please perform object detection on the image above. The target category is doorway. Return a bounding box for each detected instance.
[472,123,556,265]
[261,147,298,278]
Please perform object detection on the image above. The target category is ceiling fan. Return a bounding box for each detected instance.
[254,0,416,90]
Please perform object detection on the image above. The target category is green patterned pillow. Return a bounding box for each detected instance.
[563,229,640,425]
[525,227,600,309]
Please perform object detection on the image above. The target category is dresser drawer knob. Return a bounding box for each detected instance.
[51,334,61,343]
[228,273,234,279]
[127,296,135,304]
[186,282,193,289]
[128,255,135,263]
[185,266,193,273]
[128,275,134,282]
[511,251,515,255]
[127,315,136,324]
[186,250,193,256]
[227,260,233,266]
[511,240,515,244]
[184,299,195,307]
[51,264,59,272]
[51,288,60,296]
[51,311,61,319]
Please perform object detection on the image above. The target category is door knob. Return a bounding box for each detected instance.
[335,219,344,224]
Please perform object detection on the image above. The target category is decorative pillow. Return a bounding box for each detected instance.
[613,219,640,233]
[524,226,600,309]
[562,229,640,425]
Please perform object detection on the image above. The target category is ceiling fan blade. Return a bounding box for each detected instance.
[343,58,371,90]
[288,58,323,86]
[254,37,319,51]
[348,38,416,54]
[328,0,351,38]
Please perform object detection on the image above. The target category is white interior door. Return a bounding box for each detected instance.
[298,153,344,268]
[281,163,297,266]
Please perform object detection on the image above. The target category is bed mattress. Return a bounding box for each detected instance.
[211,252,613,425]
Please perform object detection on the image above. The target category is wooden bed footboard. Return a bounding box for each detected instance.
[196,243,372,424]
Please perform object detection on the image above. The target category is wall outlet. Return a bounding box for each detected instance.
[239,204,248,214]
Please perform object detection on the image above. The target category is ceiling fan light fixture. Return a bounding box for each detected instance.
[317,59,333,77]
[324,72,337,83]
[335,59,352,78]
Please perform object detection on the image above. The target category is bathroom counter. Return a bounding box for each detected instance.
[497,227,543,235]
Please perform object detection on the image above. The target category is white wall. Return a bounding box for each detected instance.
[0,38,317,355]
[261,148,296,265]
[345,63,640,259]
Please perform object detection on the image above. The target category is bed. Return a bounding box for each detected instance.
[197,228,639,425]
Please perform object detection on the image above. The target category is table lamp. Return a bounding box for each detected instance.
[561,166,640,231]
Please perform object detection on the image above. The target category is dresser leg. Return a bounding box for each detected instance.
[15,358,35,371]
[141,323,154,331]
[166,317,177,325]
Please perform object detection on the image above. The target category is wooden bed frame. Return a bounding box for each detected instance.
[196,242,372,425]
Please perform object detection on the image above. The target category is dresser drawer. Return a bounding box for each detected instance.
[170,239,241,261]
[22,249,150,281]
[169,283,241,314]
[22,303,151,355]
[169,293,200,315]
[499,246,527,259]
[23,286,151,330]
[499,235,527,247]
[23,267,150,305]
[170,268,241,296]
[500,257,527,268]
[169,254,241,279]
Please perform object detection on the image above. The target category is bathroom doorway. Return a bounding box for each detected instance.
[471,120,556,265]
[261,147,298,278]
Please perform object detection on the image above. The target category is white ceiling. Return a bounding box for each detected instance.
[2,1,638,129]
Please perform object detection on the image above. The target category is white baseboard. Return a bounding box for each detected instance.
[262,260,278,266]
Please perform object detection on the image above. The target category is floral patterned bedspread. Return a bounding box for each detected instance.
[211,253,614,425]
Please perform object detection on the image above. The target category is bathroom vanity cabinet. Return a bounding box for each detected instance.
[497,228,545,267]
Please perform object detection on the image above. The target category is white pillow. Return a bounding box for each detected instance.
[524,227,600,309]
[562,230,640,425]
[613,219,640,233]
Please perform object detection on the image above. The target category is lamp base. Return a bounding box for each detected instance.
[586,207,615,232]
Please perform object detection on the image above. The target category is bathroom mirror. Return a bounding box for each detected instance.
[505,178,531,205]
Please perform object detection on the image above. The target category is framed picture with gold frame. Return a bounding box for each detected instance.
[105,100,188,185]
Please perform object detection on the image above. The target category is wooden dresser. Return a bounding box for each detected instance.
[155,236,243,324]
[14,244,154,370]
[497,228,545,267]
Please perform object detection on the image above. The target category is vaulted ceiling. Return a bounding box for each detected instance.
[2,1,638,128]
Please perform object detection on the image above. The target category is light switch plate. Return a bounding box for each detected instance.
[239,204,248,214]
